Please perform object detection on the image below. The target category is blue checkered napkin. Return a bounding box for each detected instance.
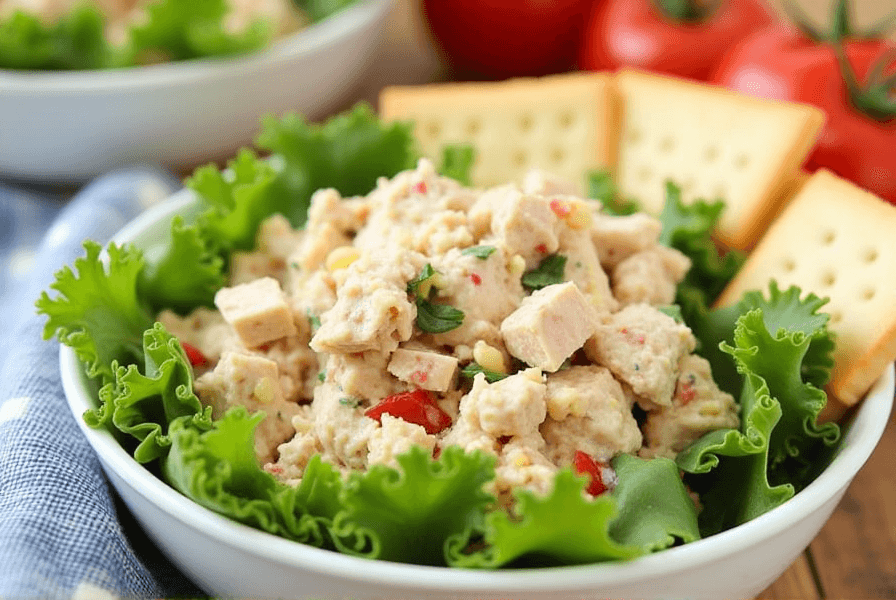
[0,170,204,599]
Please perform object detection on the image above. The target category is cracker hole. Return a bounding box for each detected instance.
[637,166,652,182]
[861,287,876,301]
[659,137,676,153]
[781,257,796,272]
[426,122,441,138]
[829,310,843,325]
[550,147,565,163]
[680,177,696,193]
[558,112,574,128]
[733,154,751,169]
[862,247,879,263]
[821,230,836,245]
[465,119,481,136]
[627,129,642,145]
[704,146,719,162]
[820,271,837,287]
[512,150,527,167]
[712,183,727,200]
[519,114,534,132]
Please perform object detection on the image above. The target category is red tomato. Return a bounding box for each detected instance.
[365,389,452,434]
[180,341,207,368]
[573,450,610,496]
[422,0,592,79]
[579,0,776,80]
[713,26,896,204]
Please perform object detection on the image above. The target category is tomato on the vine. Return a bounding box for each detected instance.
[712,1,896,204]
[422,0,592,79]
[579,0,776,81]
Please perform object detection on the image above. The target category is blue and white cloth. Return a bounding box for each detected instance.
[0,170,204,599]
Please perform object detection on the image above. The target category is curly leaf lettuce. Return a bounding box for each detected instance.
[85,323,213,463]
[677,308,839,535]
[255,103,419,228]
[164,407,333,546]
[448,455,698,568]
[333,446,495,565]
[608,454,700,552]
[36,241,152,382]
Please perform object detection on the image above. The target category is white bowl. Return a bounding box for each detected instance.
[61,191,895,600]
[0,0,392,183]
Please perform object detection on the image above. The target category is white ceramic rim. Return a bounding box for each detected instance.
[0,0,391,93]
[60,192,896,594]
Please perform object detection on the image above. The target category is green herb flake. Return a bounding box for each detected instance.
[307,311,321,330]
[461,245,496,260]
[407,263,436,296]
[461,362,508,383]
[339,397,362,408]
[317,372,325,383]
[521,254,567,290]
[416,299,464,334]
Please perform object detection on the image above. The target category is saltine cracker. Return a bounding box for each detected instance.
[613,69,824,251]
[379,72,618,191]
[716,169,896,406]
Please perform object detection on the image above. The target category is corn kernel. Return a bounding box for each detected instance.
[473,341,507,374]
[253,377,276,404]
[513,453,531,468]
[509,254,526,278]
[565,202,593,230]
[699,403,721,417]
[325,246,360,272]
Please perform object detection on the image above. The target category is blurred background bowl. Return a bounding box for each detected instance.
[59,189,896,600]
[0,0,393,183]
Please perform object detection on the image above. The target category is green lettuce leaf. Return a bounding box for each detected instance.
[187,148,281,254]
[0,6,125,70]
[138,216,226,314]
[36,241,152,382]
[255,103,418,228]
[658,181,744,309]
[677,308,839,535]
[608,454,700,552]
[85,322,213,463]
[164,406,333,547]
[586,170,639,216]
[332,446,495,565]
[294,0,360,23]
[129,0,271,63]
[438,144,476,186]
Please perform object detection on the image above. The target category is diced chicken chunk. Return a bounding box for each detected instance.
[612,246,692,307]
[327,351,403,401]
[521,169,579,196]
[388,347,458,392]
[591,212,662,269]
[193,351,299,464]
[367,414,436,469]
[584,303,696,407]
[310,249,422,354]
[559,226,618,314]
[539,365,642,465]
[452,368,547,438]
[488,189,561,267]
[641,355,740,459]
[501,282,598,372]
[156,306,233,366]
[214,277,297,348]
[494,436,557,500]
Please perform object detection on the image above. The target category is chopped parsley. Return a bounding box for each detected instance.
[460,362,508,383]
[339,397,362,408]
[407,264,465,334]
[461,245,496,260]
[521,254,567,290]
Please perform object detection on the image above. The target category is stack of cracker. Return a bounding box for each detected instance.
[378,69,896,409]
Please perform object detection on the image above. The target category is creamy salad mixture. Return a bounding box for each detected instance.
[159,158,740,502]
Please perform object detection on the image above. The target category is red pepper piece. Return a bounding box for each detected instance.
[573,450,608,496]
[180,342,207,368]
[364,389,452,434]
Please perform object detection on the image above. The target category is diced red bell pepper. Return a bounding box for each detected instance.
[180,342,207,368]
[573,450,609,496]
[364,389,452,435]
